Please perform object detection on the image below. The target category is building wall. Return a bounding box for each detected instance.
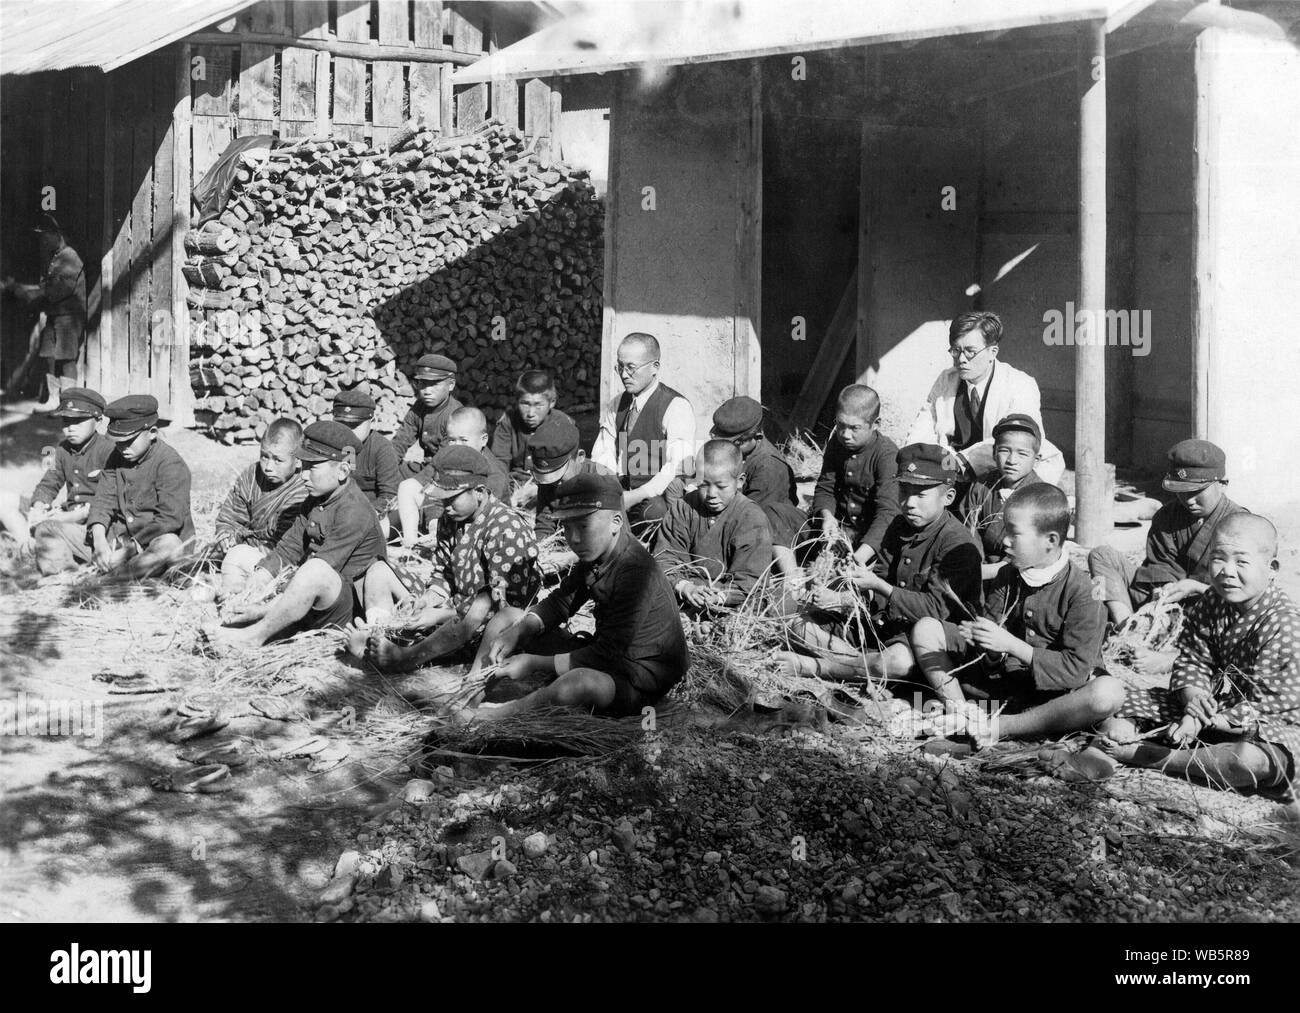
[601,63,760,443]
[1198,29,1300,511]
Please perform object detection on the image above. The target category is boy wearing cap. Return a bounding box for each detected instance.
[811,385,900,567]
[490,369,572,492]
[711,395,807,580]
[211,418,310,597]
[1051,515,1299,814]
[778,443,982,681]
[474,473,690,719]
[0,387,114,574]
[1088,439,1245,624]
[656,440,774,611]
[392,354,463,546]
[206,421,386,649]
[86,395,194,580]
[958,413,1047,582]
[529,414,615,541]
[333,389,400,530]
[912,483,1124,747]
[355,445,539,670]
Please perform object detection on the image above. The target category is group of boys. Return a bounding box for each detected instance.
[7,337,1296,811]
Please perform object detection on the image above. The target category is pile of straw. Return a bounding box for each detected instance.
[431,705,644,760]
[782,430,825,481]
[1103,598,1185,690]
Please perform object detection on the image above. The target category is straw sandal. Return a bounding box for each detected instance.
[166,713,230,744]
[150,763,233,794]
[306,741,350,773]
[272,736,331,761]
[177,739,251,769]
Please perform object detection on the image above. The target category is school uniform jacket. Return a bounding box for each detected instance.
[810,432,901,553]
[392,395,463,467]
[31,431,115,509]
[959,468,1045,562]
[86,439,195,546]
[491,407,575,486]
[741,437,806,547]
[869,511,983,631]
[259,479,385,582]
[906,361,1066,485]
[533,459,615,539]
[530,527,689,697]
[655,490,773,601]
[983,560,1106,692]
[1136,494,1244,591]
[353,431,402,511]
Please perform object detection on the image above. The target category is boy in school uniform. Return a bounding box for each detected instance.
[528,414,615,541]
[490,369,573,495]
[1088,439,1245,623]
[206,421,386,649]
[85,395,194,581]
[958,413,1046,583]
[352,445,539,670]
[778,444,982,681]
[0,387,114,574]
[656,440,773,611]
[912,483,1125,746]
[810,384,900,566]
[211,417,310,598]
[333,388,400,535]
[710,395,807,579]
[393,353,462,545]
[471,473,690,719]
[1052,514,1299,815]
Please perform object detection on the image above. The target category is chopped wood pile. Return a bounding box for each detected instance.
[185,119,604,441]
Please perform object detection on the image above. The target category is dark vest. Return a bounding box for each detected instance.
[615,382,683,490]
[952,362,994,452]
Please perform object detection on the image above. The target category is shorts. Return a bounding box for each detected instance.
[530,627,658,718]
[32,519,92,569]
[271,579,362,641]
[1119,685,1296,800]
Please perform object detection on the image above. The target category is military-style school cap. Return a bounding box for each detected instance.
[34,213,62,235]
[896,443,962,488]
[710,396,764,440]
[56,387,106,419]
[425,445,491,499]
[105,394,160,439]
[551,473,624,519]
[296,420,362,463]
[1163,439,1226,492]
[992,413,1042,443]
[333,388,376,424]
[413,353,457,382]
[528,415,581,481]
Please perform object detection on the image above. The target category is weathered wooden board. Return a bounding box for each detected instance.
[280,45,317,128]
[293,0,331,40]
[151,49,176,407]
[414,1,444,48]
[378,2,410,46]
[192,45,232,115]
[332,56,366,125]
[335,1,371,43]
[410,62,442,130]
[456,83,488,130]
[238,43,277,135]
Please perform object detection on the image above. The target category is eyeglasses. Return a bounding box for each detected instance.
[615,360,656,376]
[949,344,993,362]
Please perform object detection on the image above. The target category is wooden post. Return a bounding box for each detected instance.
[1193,28,1220,442]
[598,75,621,416]
[98,71,114,396]
[171,43,194,427]
[313,50,331,136]
[856,119,873,382]
[1075,20,1109,544]
[735,61,762,399]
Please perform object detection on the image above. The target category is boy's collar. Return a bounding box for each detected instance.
[1016,550,1070,587]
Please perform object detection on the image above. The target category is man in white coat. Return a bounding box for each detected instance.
[906,311,1065,485]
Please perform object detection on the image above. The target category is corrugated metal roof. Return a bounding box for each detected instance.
[455,0,1159,83]
[1,0,255,76]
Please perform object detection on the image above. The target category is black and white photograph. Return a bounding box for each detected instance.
[0,0,1297,951]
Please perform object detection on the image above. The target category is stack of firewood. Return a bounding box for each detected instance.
[186,119,604,441]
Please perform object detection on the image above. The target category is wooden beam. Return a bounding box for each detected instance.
[1074,20,1109,544]
[98,71,115,396]
[598,74,621,417]
[855,115,873,380]
[735,60,762,400]
[151,50,176,413]
[1193,28,1220,442]
[171,43,194,427]
[790,274,858,434]
[185,31,481,64]
[439,63,455,135]
[313,50,331,136]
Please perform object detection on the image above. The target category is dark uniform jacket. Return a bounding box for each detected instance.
[31,431,114,509]
[534,459,615,539]
[260,479,385,581]
[87,439,194,546]
[37,245,87,361]
[869,511,982,633]
[982,560,1105,692]
[1136,494,1244,592]
[959,468,1044,562]
[392,395,463,476]
[354,431,401,511]
[530,527,689,697]
[811,432,901,553]
[656,491,773,602]
[491,407,575,487]
[741,437,806,547]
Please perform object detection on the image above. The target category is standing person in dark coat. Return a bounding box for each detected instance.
[86,395,194,581]
[333,388,400,537]
[473,474,690,719]
[710,395,807,581]
[2,215,87,412]
[591,332,695,532]
[392,354,462,545]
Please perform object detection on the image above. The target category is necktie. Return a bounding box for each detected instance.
[968,382,982,419]
[623,400,640,433]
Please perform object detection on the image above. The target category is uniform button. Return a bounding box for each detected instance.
[1026,610,1033,617]
[904,557,911,564]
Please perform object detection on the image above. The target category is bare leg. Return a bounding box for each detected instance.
[995,676,1126,740]
[468,605,526,677]
[209,558,342,649]
[476,667,617,721]
[1097,717,1282,791]
[396,479,423,547]
[100,533,184,583]
[910,616,968,710]
[0,492,31,547]
[219,543,264,597]
[362,558,414,616]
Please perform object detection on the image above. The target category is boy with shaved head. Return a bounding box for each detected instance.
[1052,514,1300,816]
[656,440,774,610]
[810,384,900,565]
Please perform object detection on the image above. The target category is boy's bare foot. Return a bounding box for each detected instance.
[1039,744,1117,783]
[367,629,408,670]
[198,621,259,656]
[774,650,818,677]
[343,618,370,658]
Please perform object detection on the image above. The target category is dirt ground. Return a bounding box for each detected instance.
[2,399,1299,922]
